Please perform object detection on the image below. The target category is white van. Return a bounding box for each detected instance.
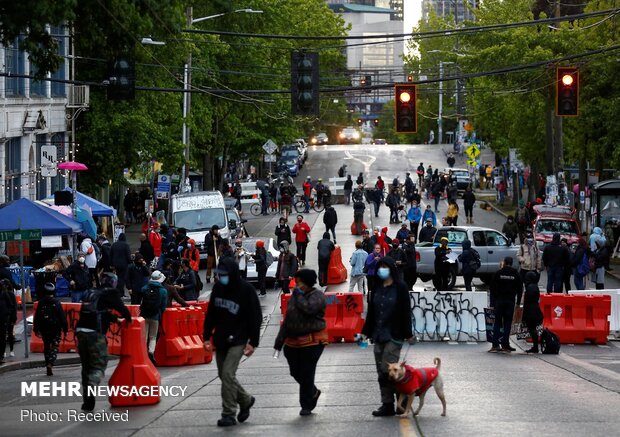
[170,191,230,259]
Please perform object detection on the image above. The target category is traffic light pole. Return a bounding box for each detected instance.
[181,6,192,192]
[438,62,444,145]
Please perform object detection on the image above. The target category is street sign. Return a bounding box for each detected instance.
[580,190,585,203]
[157,174,171,193]
[465,145,480,159]
[264,154,277,163]
[0,229,42,242]
[262,139,277,155]
[467,159,477,167]
[156,191,169,199]
[40,145,58,177]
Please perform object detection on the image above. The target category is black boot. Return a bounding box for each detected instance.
[372,404,395,417]
[81,393,96,411]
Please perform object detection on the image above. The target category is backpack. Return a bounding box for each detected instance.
[540,328,561,354]
[194,270,204,292]
[265,251,274,267]
[588,256,597,273]
[468,250,481,271]
[577,252,590,276]
[140,284,161,318]
[80,289,105,332]
[516,208,528,225]
[93,242,102,262]
[39,299,61,331]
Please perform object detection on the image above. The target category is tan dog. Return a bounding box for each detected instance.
[388,358,446,417]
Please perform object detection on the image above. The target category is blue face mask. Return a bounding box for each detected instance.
[377,267,390,280]
[219,275,230,285]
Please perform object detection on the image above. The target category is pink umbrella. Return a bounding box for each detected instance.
[58,161,88,171]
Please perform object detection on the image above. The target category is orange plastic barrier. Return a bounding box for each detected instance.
[154,304,212,366]
[327,246,348,285]
[280,292,364,343]
[350,221,367,235]
[540,294,611,344]
[108,317,161,407]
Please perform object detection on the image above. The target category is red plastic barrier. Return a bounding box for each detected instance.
[540,294,611,344]
[350,221,367,235]
[107,304,141,355]
[280,292,364,343]
[154,304,211,366]
[108,317,161,407]
[327,246,348,285]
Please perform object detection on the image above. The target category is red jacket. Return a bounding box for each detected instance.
[303,181,312,197]
[395,365,439,395]
[292,222,311,243]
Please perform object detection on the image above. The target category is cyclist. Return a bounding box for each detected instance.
[302,176,313,213]
[315,178,326,206]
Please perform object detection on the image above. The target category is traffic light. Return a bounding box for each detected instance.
[107,57,135,101]
[362,75,372,93]
[407,74,413,82]
[556,66,579,116]
[373,119,379,127]
[394,84,417,133]
[291,51,319,116]
[357,118,363,126]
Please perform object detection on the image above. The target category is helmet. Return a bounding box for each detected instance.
[318,178,323,182]
[256,240,265,248]
[307,176,311,180]
[101,272,118,289]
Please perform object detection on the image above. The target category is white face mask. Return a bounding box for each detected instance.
[78,257,85,263]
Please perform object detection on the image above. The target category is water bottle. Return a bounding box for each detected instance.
[354,333,368,349]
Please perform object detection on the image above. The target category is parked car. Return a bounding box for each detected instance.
[373,138,387,145]
[416,226,519,290]
[241,237,280,283]
[276,157,299,177]
[280,148,303,168]
[226,207,248,239]
[532,205,580,249]
[284,143,306,163]
[445,168,472,192]
[339,127,361,145]
[311,132,329,145]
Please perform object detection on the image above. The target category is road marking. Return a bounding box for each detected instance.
[344,149,376,178]
[466,341,478,345]
[551,352,620,383]
[400,417,421,437]
[448,341,459,345]
[597,344,610,348]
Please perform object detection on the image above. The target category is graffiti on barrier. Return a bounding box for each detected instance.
[409,291,486,341]
[344,294,358,312]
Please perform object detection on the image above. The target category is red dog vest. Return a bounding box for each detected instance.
[395,365,439,395]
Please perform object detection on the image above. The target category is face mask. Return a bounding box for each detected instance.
[297,219,302,223]
[78,257,85,263]
[377,267,390,280]
[219,275,230,285]
[527,238,534,244]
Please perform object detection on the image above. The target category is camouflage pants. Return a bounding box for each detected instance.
[76,331,108,388]
[42,333,61,366]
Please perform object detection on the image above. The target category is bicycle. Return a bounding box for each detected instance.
[293,194,325,214]
[249,201,263,216]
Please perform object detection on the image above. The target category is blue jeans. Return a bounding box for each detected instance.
[303,195,310,212]
[434,196,440,211]
[546,266,563,293]
[373,201,380,217]
[573,268,585,290]
[499,191,505,205]
[71,290,85,303]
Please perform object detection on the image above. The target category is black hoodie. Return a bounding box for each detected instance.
[542,233,570,268]
[317,232,335,260]
[362,256,412,342]
[203,257,262,349]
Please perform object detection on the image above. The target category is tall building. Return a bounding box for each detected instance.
[0,26,70,203]
[326,0,404,20]
[422,0,477,23]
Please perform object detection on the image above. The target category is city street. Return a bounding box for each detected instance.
[1,143,619,436]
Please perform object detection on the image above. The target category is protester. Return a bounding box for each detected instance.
[416,162,425,187]
[126,254,150,305]
[364,244,385,295]
[561,238,573,292]
[233,238,249,279]
[522,271,543,354]
[517,233,542,285]
[138,233,155,266]
[0,256,18,291]
[592,239,610,289]
[302,176,313,213]
[204,225,221,283]
[292,215,311,266]
[502,216,519,244]
[386,188,400,224]
[422,204,437,226]
[203,258,262,427]
[317,232,335,287]
[361,257,412,417]
[431,179,442,212]
[463,186,476,224]
[252,240,269,297]
[458,240,480,291]
[79,234,98,286]
[434,237,452,290]
[402,232,417,290]
[407,201,422,237]
[497,179,507,206]
[140,270,168,364]
[419,218,437,243]
[64,252,91,303]
[386,239,407,281]
[542,233,570,293]
[396,223,410,242]
[275,269,328,416]
[447,152,456,168]
[76,272,132,411]
[447,182,458,203]
[275,217,292,246]
[276,241,298,294]
[174,259,199,301]
[514,200,530,243]
[370,187,382,217]
[349,240,368,293]
[161,261,188,308]
[323,205,338,243]
[447,199,459,226]
[489,257,522,353]
[352,196,366,235]
[589,226,606,251]
[571,237,588,290]
[110,233,132,295]
[32,282,68,375]
[344,175,353,205]
[182,239,201,273]
[356,172,364,186]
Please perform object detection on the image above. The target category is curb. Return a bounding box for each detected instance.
[484,200,508,219]
[0,356,82,375]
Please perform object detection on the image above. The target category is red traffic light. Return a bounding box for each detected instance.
[394,84,417,133]
[407,74,413,82]
[399,91,412,103]
[561,74,573,86]
[556,66,579,117]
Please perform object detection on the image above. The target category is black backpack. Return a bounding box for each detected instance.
[140,284,161,318]
[80,289,105,332]
[540,328,561,354]
[194,270,204,292]
[469,249,481,271]
[39,299,61,331]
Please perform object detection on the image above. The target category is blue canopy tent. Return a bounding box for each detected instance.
[0,198,83,235]
[42,187,116,217]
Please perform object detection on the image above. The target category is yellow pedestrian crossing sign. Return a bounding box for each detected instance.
[465,145,480,159]
[467,159,477,167]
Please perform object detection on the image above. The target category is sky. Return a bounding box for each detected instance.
[404,0,423,56]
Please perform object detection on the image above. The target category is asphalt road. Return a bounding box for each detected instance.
[2,144,619,436]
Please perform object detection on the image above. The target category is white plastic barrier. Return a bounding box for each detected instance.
[568,289,620,338]
[329,177,348,196]
[239,182,261,206]
[409,291,488,342]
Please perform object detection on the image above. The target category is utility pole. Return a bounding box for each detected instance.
[438,61,443,145]
[181,6,192,193]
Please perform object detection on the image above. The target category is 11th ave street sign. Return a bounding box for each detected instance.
[0,229,42,242]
